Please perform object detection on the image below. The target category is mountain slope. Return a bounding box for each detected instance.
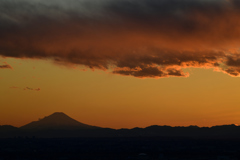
[20,112,99,130]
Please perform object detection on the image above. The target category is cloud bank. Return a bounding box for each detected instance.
[1,0,240,78]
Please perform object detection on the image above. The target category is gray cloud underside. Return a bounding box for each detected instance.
[1,0,240,78]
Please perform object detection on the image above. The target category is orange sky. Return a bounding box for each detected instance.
[1,58,240,129]
[1,0,240,129]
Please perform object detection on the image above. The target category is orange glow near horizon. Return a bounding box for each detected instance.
[1,58,240,129]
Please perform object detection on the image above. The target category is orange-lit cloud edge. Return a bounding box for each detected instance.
[1,0,240,78]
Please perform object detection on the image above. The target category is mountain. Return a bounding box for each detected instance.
[20,112,99,130]
[1,112,240,138]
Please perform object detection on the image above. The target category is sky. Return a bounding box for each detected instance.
[1,0,240,129]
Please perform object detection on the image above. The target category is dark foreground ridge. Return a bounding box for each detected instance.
[1,137,240,160]
[1,113,240,160]
[1,112,240,139]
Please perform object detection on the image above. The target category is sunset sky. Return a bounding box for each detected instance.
[1,0,240,129]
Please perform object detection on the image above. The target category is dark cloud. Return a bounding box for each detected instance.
[113,66,188,78]
[0,0,240,78]
[226,56,240,67]
[224,67,240,76]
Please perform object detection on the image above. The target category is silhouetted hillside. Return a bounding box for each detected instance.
[1,113,240,139]
[0,125,19,138]
[0,125,18,131]
[20,112,99,130]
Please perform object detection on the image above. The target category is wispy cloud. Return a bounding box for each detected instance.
[1,0,240,78]
[10,86,20,89]
[9,86,41,91]
[0,62,12,69]
[23,87,41,91]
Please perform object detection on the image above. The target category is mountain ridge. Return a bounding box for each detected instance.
[1,112,240,138]
[20,112,100,130]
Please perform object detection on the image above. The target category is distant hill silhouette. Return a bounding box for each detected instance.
[20,112,99,130]
[1,112,240,138]
[0,125,18,131]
